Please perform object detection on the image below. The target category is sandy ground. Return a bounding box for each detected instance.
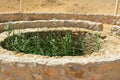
[0,0,120,14]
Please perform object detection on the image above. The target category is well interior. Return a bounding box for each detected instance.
[0,28,101,56]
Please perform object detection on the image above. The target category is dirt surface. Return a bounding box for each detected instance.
[0,0,120,14]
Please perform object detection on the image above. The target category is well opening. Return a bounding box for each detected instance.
[0,28,101,57]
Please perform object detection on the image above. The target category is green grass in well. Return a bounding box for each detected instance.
[1,31,87,56]
[0,25,101,57]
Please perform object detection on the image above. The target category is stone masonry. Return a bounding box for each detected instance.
[0,20,103,32]
[0,13,120,25]
[0,13,120,80]
[0,27,120,80]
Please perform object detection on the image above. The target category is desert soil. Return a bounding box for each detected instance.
[0,0,120,14]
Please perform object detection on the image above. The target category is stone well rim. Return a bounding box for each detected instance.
[0,27,120,65]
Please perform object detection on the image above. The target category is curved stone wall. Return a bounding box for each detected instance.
[0,13,120,80]
[0,27,120,80]
[0,13,120,25]
[0,20,103,32]
[0,57,120,80]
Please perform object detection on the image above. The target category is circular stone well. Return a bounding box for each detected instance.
[0,27,120,80]
[0,28,101,56]
[0,13,120,80]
